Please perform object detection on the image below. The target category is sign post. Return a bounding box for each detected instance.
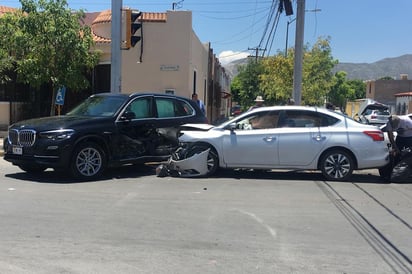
[55,86,66,115]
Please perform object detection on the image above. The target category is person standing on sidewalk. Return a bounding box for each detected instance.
[192,93,206,115]
[248,96,265,111]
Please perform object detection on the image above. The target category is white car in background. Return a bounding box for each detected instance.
[355,99,391,125]
[179,106,390,181]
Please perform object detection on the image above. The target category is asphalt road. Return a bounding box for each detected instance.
[0,158,411,274]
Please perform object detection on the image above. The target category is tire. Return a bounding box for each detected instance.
[378,163,393,182]
[320,149,354,181]
[18,164,46,174]
[186,144,219,176]
[390,156,412,183]
[70,142,106,180]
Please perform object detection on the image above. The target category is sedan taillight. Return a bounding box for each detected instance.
[363,130,384,141]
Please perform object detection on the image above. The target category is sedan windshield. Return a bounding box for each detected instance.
[67,95,127,117]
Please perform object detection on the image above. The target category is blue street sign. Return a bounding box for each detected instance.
[55,86,66,106]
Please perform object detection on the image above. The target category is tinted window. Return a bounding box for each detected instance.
[127,97,153,118]
[234,110,280,130]
[67,95,127,117]
[280,110,339,127]
[318,112,340,126]
[155,98,194,118]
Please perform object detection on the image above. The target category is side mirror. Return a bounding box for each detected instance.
[120,111,136,121]
[228,123,237,131]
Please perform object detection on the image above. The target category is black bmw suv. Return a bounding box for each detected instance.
[4,92,208,179]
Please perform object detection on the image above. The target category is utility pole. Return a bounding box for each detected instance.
[248,47,264,62]
[292,0,305,105]
[111,0,122,93]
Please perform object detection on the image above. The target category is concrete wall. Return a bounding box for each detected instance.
[0,102,9,129]
[366,79,412,112]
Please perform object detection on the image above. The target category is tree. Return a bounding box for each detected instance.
[0,10,20,84]
[0,0,100,115]
[260,52,294,105]
[301,38,337,105]
[231,37,338,108]
[328,71,355,110]
[230,58,264,110]
[379,76,394,80]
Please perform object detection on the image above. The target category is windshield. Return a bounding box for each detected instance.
[67,95,128,117]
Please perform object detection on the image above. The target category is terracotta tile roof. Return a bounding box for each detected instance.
[80,12,100,26]
[0,6,167,44]
[141,12,167,22]
[0,6,18,14]
[89,10,167,24]
[395,92,412,97]
[92,9,111,24]
[88,10,167,44]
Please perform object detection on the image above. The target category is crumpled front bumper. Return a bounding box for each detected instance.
[167,148,210,177]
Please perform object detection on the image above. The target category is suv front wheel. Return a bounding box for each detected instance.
[70,142,106,180]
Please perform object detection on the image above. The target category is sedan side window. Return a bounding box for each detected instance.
[235,111,280,130]
[280,110,339,127]
[280,110,320,127]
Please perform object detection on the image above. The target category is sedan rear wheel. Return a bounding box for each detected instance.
[320,149,354,181]
[70,142,106,180]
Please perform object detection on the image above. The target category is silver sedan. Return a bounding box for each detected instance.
[179,106,390,181]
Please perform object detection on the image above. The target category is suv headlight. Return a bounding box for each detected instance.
[39,129,75,140]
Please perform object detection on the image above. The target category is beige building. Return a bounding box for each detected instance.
[0,7,231,127]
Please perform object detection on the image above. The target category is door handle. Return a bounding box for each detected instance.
[263,136,276,142]
[312,135,326,142]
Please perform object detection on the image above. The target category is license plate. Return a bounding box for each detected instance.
[12,146,23,155]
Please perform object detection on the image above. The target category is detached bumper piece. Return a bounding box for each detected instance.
[156,148,210,177]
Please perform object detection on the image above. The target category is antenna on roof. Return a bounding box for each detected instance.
[172,0,184,10]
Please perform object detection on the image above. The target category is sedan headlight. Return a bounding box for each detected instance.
[39,129,75,140]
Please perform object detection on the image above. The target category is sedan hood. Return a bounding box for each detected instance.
[10,115,112,132]
[180,123,215,131]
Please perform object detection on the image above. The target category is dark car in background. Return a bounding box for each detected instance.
[231,105,242,117]
[3,92,207,180]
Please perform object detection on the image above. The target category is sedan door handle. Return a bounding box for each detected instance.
[263,136,276,142]
[312,135,326,142]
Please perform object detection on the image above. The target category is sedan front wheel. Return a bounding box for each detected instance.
[185,144,219,176]
[320,149,354,181]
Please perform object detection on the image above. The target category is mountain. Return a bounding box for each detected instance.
[223,54,412,80]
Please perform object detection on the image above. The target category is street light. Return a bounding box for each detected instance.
[285,9,320,57]
[285,18,296,57]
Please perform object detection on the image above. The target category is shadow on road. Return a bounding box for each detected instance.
[213,168,389,184]
[4,164,157,184]
[4,164,399,184]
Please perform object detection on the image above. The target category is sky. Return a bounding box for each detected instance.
[3,0,412,65]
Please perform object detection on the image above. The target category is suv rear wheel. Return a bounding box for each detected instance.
[70,142,106,180]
